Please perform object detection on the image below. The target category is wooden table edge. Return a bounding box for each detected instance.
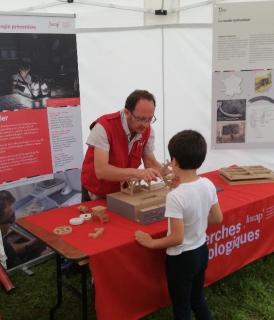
[16,217,87,261]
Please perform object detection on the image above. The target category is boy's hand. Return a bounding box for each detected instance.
[135,230,154,248]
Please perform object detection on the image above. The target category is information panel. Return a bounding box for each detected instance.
[212,1,274,148]
[0,13,83,269]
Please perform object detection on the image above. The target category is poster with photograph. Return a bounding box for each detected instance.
[212,1,274,148]
[0,13,83,269]
[0,169,81,270]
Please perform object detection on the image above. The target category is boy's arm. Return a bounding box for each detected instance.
[208,203,223,224]
[135,218,184,249]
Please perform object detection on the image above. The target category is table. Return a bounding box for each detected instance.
[16,171,274,320]
[16,199,167,320]
[17,213,89,320]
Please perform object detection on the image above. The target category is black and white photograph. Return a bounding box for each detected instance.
[0,33,79,111]
[217,99,246,121]
[216,121,245,144]
[0,168,81,270]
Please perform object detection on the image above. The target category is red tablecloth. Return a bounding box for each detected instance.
[24,171,274,320]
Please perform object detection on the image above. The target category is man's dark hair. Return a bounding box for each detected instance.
[168,130,207,169]
[0,191,15,220]
[125,90,155,111]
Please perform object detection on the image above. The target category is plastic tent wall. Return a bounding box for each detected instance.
[1,0,274,173]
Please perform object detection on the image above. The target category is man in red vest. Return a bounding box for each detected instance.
[81,89,163,201]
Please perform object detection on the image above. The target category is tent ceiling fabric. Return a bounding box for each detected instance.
[1,0,273,172]
[1,0,213,27]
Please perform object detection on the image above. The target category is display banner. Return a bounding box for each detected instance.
[212,1,274,148]
[0,13,83,269]
[206,197,274,285]
[12,171,274,319]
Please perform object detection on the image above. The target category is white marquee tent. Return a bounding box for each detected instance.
[1,0,274,174]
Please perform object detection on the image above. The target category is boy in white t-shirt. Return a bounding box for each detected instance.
[135,130,223,320]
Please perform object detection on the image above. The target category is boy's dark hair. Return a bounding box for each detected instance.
[168,130,207,169]
[125,90,155,111]
[0,191,15,221]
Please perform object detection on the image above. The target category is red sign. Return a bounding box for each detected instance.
[0,109,52,183]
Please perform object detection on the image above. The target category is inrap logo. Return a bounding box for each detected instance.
[48,21,59,28]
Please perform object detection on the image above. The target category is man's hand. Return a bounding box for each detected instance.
[136,168,162,182]
[135,230,154,248]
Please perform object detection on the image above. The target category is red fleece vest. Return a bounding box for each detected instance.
[81,111,151,196]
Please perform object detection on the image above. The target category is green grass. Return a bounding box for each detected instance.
[1,254,273,320]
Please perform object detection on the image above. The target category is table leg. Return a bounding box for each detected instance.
[80,264,88,320]
[50,254,63,320]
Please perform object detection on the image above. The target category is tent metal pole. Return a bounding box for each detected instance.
[8,1,63,12]
[58,0,153,13]
[170,0,225,13]
[161,26,166,163]
[4,0,221,14]
[76,23,212,34]
[0,10,75,18]
[5,0,218,15]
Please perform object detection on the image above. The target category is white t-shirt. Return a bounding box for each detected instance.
[165,177,218,256]
[86,109,155,155]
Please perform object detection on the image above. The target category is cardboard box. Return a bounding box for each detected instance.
[107,182,169,224]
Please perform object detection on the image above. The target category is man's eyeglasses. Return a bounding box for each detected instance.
[130,111,157,124]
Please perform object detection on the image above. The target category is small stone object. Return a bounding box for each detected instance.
[88,227,104,239]
[69,217,84,225]
[78,205,89,213]
[80,213,92,221]
[91,206,109,223]
[53,225,72,235]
